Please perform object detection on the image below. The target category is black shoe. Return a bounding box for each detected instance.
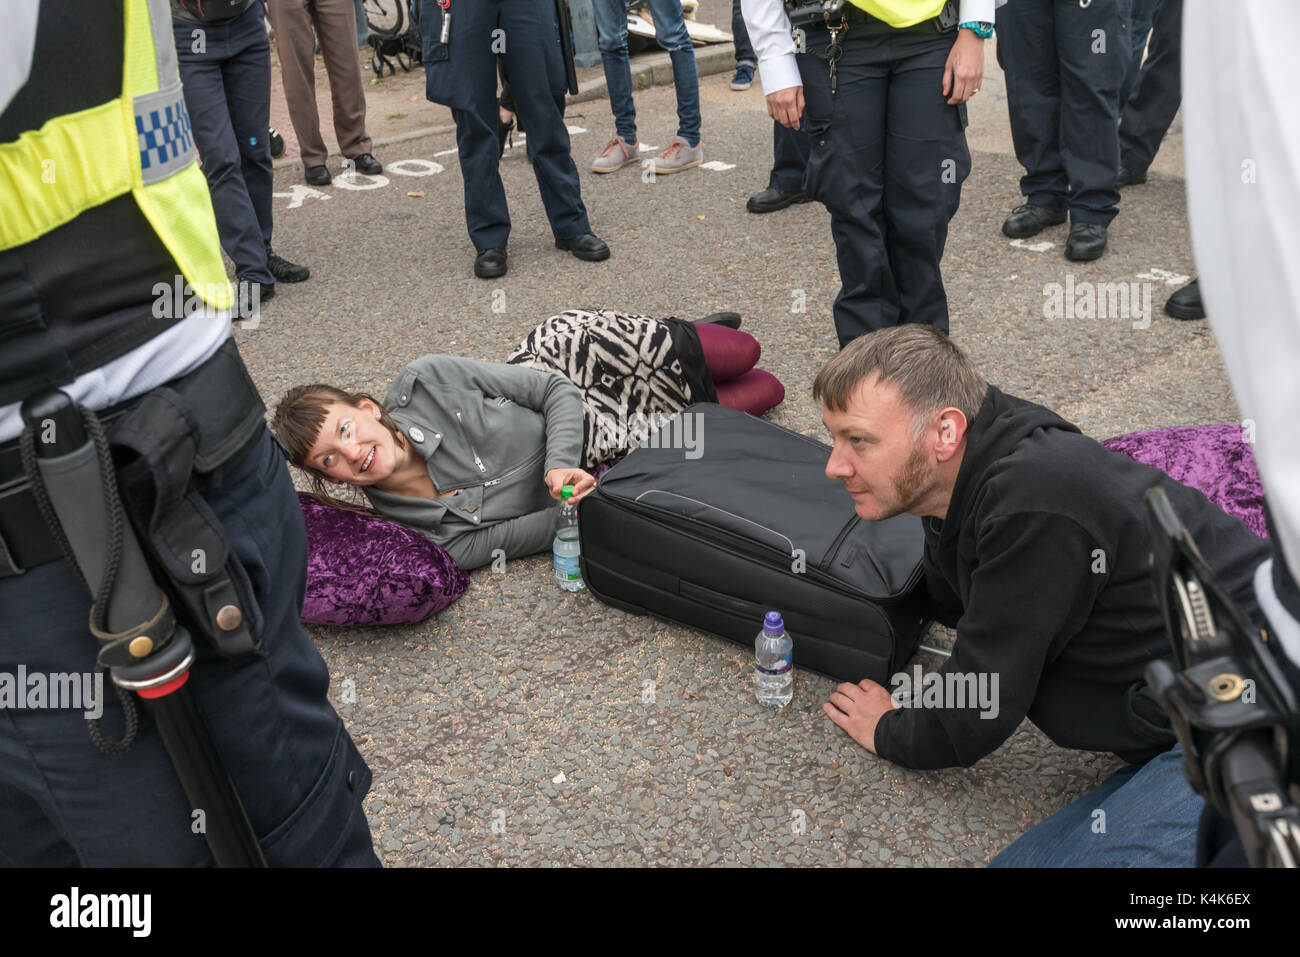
[746,187,811,214]
[1164,278,1205,320]
[236,280,274,319]
[555,232,611,262]
[497,116,515,159]
[305,164,331,186]
[693,312,742,329]
[265,247,310,283]
[474,248,508,279]
[1116,166,1147,188]
[352,153,382,175]
[1002,203,1067,239]
[1065,222,1108,261]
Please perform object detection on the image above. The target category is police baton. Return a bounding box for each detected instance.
[20,389,267,867]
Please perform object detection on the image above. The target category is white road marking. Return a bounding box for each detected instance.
[701,161,735,171]
[1136,267,1191,285]
[1009,239,1054,252]
[387,159,444,176]
[433,147,459,157]
[272,185,331,208]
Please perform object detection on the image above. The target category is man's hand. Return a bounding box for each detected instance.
[823,678,900,753]
[942,30,984,105]
[544,467,596,503]
[766,86,805,129]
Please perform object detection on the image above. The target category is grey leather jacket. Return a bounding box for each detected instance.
[362,355,584,570]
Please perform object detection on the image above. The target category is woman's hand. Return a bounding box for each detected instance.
[942,29,984,105]
[544,467,597,503]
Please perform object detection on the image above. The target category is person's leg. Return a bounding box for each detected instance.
[714,369,785,416]
[1118,0,1182,176]
[1056,0,1126,226]
[768,119,811,191]
[646,0,701,146]
[266,0,329,168]
[592,0,639,143]
[0,430,379,866]
[801,25,896,348]
[223,4,276,249]
[995,0,1068,212]
[354,0,370,46]
[732,0,757,67]
[695,322,760,382]
[500,0,591,240]
[990,746,1203,867]
[1117,0,1155,111]
[882,33,969,332]
[174,12,273,285]
[311,0,374,161]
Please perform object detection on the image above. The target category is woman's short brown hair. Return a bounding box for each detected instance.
[812,326,987,436]
[269,384,408,510]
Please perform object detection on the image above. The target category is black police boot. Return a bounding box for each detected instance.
[1065,222,1108,261]
[1164,279,1205,320]
[305,164,331,186]
[1116,166,1148,188]
[1002,203,1067,239]
[555,232,611,262]
[266,247,310,283]
[746,187,811,214]
[474,248,508,279]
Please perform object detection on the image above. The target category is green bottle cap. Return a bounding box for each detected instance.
[561,484,575,501]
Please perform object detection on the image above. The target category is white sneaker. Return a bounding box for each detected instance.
[592,136,640,173]
[646,136,703,174]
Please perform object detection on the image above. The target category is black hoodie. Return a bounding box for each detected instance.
[873,386,1268,770]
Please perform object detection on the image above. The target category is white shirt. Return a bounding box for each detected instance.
[740,0,1001,95]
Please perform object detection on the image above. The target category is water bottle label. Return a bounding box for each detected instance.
[755,656,792,676]
[554,552,581,581]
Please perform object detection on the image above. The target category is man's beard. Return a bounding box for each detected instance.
[887,437,933,518]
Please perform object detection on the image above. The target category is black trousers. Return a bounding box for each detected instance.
[798,18,969,348]
[1118,0,1182,175]
[768,119,811,192]
[421,0,590,252]
[997,0,1130,225]
[173,1,275,285]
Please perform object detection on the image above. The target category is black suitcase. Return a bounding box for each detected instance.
[579,404,930,683]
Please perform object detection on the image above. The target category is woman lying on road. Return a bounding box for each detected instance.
[270,308,785,570]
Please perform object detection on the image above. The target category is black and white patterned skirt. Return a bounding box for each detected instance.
[507,308,707,468]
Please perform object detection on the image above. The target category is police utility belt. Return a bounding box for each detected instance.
[784,0,959,31]
[0,339,266,659]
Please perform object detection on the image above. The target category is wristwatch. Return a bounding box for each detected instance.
[960,20,994,38]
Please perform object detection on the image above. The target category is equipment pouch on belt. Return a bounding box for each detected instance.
[107,340,268,659]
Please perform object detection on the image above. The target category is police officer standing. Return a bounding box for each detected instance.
[421,0,609,280]
[997,0,1129,261]
[0,0,377,866]
[742,0,992,348]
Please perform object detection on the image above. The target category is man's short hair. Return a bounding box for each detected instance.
[812,326,988,436]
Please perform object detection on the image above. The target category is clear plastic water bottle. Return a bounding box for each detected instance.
[553,484,585,592]
[755,611,793,707]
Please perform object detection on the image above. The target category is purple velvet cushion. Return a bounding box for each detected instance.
[297,492,471,626]
[1101,425,1267,538]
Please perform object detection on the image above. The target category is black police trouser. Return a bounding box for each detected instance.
[0,424,379,866]
[1118,0,1182,176]
[769,119,811,192]
[174,1,276,286]
[799,18,969,348]
[422,0,590,252]
[997,0,1129,226]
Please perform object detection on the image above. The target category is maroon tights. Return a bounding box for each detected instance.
[695,323,785,415]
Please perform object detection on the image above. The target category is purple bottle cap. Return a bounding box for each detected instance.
[763,611,784,634]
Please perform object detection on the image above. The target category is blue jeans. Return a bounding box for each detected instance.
[732,0,756,66]
[593,0,701,146]
[989,745,1203,867]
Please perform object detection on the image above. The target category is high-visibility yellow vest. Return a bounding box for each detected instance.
[845,0,948,29]
[0,0,232,309]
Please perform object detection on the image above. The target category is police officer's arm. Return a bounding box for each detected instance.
[441,507,558,572]
[740,0,804,129]
[404,355,585,478]
[827,512,1104,769]
[944,0,999,105]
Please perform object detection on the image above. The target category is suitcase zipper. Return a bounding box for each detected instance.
[483,447,544,487]
[455,411,487,473]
